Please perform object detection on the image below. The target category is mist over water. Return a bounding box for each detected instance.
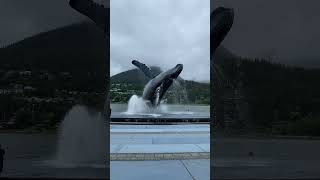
[173,79,190,106]
[124,95,167,117]
[51,105,107,167]
[120,78,196,117]
[126,95,152,114]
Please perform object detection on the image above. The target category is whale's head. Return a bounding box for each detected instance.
[167,64,183,80]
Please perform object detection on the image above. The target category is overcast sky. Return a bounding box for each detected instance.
[213,0,320,67]
[0,0,87,46]
[110,0,210,82]
[0,0,109,46]
[2,0,320,77]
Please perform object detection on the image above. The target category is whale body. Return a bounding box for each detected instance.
[132,60,183,107]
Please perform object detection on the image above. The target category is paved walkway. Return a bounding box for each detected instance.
[110,124,210,179]
[110,124,210,160]
[111,124,209,133]
[111,159,209,180]
[212,137,320,179]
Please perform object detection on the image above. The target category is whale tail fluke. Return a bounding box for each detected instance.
[211,7,234,54]
[69,0,109,34]
[132,60,154,78]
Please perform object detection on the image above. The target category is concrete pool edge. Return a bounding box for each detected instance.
[110,152,210,161]
[110,117,210,124]
[110,129,209,134]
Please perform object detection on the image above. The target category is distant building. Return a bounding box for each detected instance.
[40,72,50,80]
[13,84,23,89]
[2,71,18,80]
[59,72,72,79]
[48,73,56,80]
[0,88,23,95]
[24,86,36,91]
[19,71,32,76]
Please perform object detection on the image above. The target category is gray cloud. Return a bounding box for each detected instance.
[0,0,210,80]
[110,0,210,82]
[0,0,96,46]
[213,0,320,67]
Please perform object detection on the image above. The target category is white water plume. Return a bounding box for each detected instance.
[53,105,107,166]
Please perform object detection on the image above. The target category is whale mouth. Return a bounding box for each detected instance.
[170,64,183,79]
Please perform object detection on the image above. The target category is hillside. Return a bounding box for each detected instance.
[0,22,108,91]
[111,66,162,85]
[213,45,320,135]
[110,67,210,104]
[0,22,109,130]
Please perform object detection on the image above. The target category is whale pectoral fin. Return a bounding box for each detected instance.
[132,60,154,78]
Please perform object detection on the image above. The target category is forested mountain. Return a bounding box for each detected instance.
[1,21,319,135]
[0,22,107,91]
[111,66,162,85]
[110,67,210,104]
[0,22,108,130]
[213,45,320,135]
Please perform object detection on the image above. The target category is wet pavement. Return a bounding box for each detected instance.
[212,137,320,179]
[111,159,209,180]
